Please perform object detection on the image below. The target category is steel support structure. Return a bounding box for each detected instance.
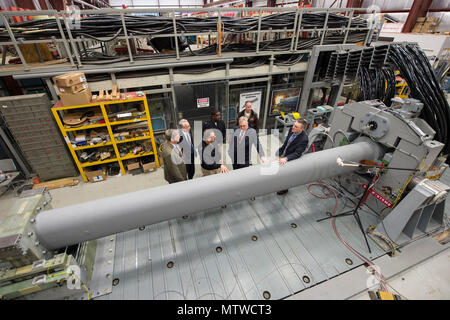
[0,7,375,76]
[0,7,379,130]
[402,0,433,33]
[0,126,31,178]
[297,44,359,116]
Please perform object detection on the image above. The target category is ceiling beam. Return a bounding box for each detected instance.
[402,0,433,33]
[204,0,240,7]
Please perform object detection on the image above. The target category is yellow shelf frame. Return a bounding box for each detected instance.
[73,142,113,150]
[80,158,119,168]
[109,117,148,125]
[51,93,160,182]
[115,135,152,144]
[64,123,107,131]
[120,151,154,161]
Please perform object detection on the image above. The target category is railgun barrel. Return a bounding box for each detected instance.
[35,138,381,249]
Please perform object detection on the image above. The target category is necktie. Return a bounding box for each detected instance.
[282,133,298,157]
[287,133,297,145]
[185,131,191,145]
[238,130,245,144]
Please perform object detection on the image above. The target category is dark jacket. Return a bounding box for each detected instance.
[276,130,309,161]
[237,109,259,131]
[203,119,227,143]
[161,141,187,184]
[198,140,222,171]
[178,129,197,165]
[228,127,265,166]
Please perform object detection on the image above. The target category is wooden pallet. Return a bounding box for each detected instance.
[32,177,79,190]
[0,58,67,71]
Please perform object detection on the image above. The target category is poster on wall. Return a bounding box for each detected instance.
[239,91,262,115]
[269,87,301,115]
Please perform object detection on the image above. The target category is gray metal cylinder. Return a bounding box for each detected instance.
[35,139,382,249]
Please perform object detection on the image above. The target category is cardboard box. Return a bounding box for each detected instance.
[413,17,440,33]
[142,161,157,173]
[127,160,140,171]
[53,72,86,87]
[412,23,423,33]
[57,81,89,94]
[84,167,107,183]
[59,88,92,107]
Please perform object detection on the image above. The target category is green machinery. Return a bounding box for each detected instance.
[0,189,96,300]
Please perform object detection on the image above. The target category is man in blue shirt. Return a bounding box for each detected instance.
[276,119,309,195]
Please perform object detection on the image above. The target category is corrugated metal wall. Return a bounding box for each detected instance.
[109,0,204,8]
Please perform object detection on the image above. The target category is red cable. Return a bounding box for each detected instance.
[307,182,388,291]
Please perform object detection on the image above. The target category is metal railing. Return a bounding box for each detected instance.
[0,7,379,73]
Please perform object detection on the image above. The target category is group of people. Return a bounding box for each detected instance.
[160,101,309,195]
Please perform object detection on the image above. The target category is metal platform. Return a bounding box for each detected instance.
[97,182,389,300]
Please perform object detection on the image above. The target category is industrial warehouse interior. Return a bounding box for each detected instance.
[0,0,449,303]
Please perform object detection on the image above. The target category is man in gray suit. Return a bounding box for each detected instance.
[228,117,267,170]
[161,129,187,184]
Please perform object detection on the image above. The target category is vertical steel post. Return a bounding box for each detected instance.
[256,9,262,54]
[54,11,76,67]
[172,10,180,60]
[343,9,354,44]
[44,78,59,102]
[294,9,303,52]
[169,67,178,125]
[320,9,330,45]
[1,45,6,65]
[217,8,222,57]
[1,15,29,70]
[111,73,117,85]
[120,12,134,63]
[298,45,320,115]
[262,55,274,130]
[290,8,299,52]
[62,13,82,67]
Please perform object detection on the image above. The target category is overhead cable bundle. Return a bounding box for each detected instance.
[0,12,367,40]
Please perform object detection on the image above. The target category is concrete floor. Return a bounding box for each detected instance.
[0,134,449,300]
[353,249,450,300]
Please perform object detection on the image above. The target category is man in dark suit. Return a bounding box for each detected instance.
[228,116,267,170]
[276,118,309,195]
[178,119,196,179]
[203,109,227,144]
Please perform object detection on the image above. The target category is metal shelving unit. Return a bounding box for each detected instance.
[0,7,378,78]
[51,92,159,182]
[0,7,383,130]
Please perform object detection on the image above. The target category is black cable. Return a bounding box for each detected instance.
[2,12,367,41]
[388,44,450,157]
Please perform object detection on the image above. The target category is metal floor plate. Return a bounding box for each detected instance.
[96,182,390,300]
